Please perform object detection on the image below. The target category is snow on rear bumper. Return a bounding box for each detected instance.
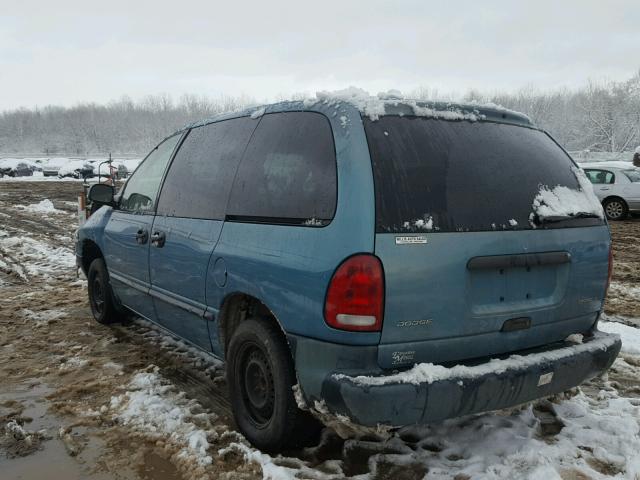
[311,331,621,427]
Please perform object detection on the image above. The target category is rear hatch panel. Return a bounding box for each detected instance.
[376,227,609,369]
[362,114,609,369]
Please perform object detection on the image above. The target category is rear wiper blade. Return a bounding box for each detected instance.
[537,212,600,224]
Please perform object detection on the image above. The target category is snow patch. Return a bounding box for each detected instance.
[565,333,584,344]
[19,199,65,214]
[0,229,75,278]
[608,282,640,302]
[315,87,483,122]
[531,167,604,221]
[109,368,216,468]
[334,332,619,387]
[403,217,434,231]
[59,355,89,371]
[21,308,68,327]
[600,319,640,356]
[250,107,266,119]
[303,218,323,227]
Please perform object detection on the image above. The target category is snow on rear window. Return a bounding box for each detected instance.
[531,167,604,221]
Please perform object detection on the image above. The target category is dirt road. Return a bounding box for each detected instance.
[1,181,639,480]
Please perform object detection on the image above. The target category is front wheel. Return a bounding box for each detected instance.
[226,318,320,452]
[603,198,628,221]
[87,258,120,324]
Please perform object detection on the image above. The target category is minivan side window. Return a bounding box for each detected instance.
[120,134,182,213]
[227,112,337,225]
[584,169,615,185]
[156,118,257,220]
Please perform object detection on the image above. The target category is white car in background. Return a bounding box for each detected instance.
[42,157,71,176]
[580,161,640,220]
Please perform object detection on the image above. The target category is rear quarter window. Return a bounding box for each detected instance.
[227,112,337,225]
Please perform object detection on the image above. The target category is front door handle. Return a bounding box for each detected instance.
[135,229,148,244]
[151,231,166,248]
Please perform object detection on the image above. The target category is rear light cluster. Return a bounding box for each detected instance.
[324,254,385,332]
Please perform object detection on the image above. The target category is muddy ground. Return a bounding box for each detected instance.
[0,181,639,480]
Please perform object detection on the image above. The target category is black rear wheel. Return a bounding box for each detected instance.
[87,258,120,324]
[227,318,321,452]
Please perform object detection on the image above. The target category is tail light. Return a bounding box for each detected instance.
[324,254,384,332]
[605,244,613,296]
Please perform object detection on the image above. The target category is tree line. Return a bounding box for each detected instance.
[1,71,639,156]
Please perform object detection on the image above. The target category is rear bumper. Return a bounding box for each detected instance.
[293,331,620,427]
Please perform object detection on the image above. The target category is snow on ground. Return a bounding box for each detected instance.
[18,199,66,214]
[0,229,75,278]
[132,318,224,378]
[20,308,68,327]
[609,282,640,304]
[108,368,218,476]
[600,316,640,355]
[388,389,640,479]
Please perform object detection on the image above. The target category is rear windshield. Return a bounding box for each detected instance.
[623,169,640,183]
[364,117,604,233]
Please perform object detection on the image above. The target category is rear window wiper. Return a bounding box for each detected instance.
[536,212,601,224]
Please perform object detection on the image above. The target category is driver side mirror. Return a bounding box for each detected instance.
[88,183,114,205]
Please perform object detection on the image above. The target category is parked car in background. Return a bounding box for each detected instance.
[580,161,640,220]
[42,157,71,177]
[58,160,96,179]
[0,158,38,177]
[76,99,621,452]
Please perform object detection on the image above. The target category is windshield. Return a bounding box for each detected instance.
[364,116,605,233]
[623,169,640,183]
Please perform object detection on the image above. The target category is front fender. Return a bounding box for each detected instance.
[76,206,114,269]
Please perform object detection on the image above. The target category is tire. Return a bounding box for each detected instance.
[603,198,628,221]
[226,318,321,452]
[87,258,120,325]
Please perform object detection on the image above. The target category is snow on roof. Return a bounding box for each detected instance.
[0,158,38,169]
[466,99,533,123]
[636,146,640,154]
[531,167,604,221]
[57,160,92,176]
[313,86,486,122]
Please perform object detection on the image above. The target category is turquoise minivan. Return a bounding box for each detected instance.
[77,96,621,452]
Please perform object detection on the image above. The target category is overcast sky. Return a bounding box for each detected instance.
[1,0,639,111]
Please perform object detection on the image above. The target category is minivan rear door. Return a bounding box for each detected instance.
[364,117,609,369]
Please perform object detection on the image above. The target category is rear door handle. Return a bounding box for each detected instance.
[151,231,166,248]
[135,229,148,244]
[600,187,610,191]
